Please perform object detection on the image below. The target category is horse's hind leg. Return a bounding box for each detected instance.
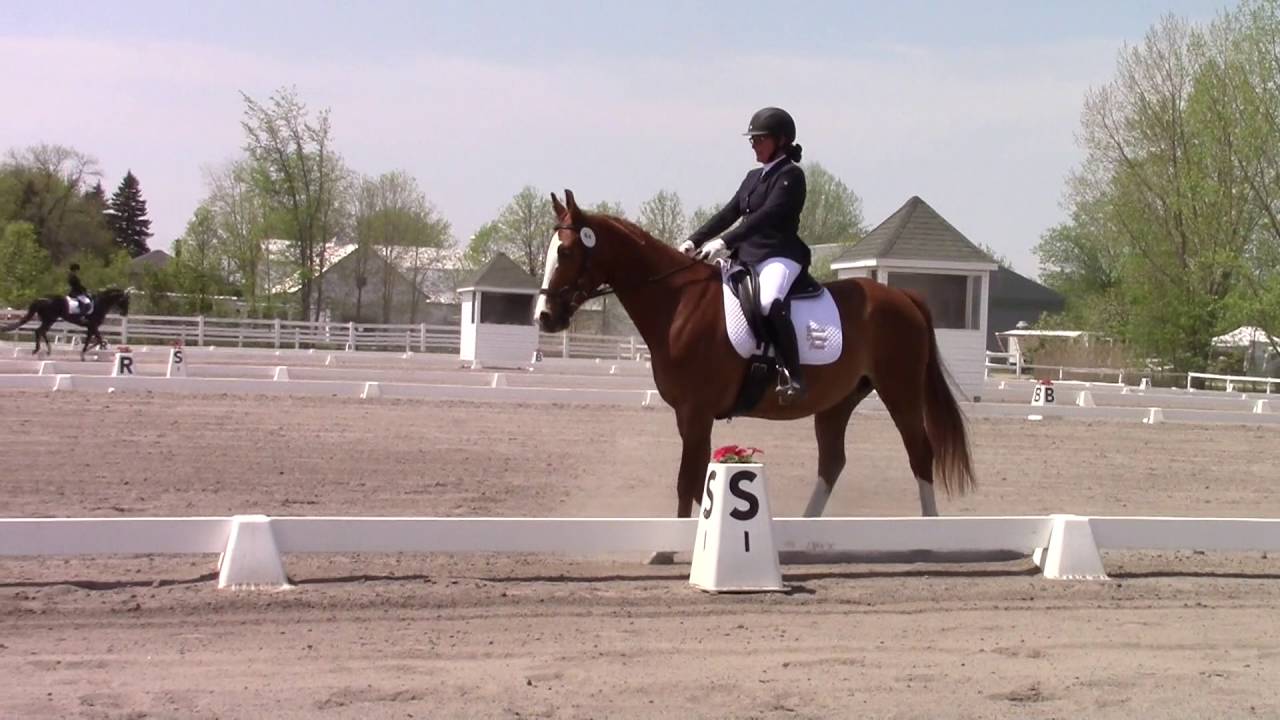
[805,378,874,517]
[875,364,939,517]
[34,323,51,356]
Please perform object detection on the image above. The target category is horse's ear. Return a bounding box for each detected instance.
[564,189,583,222]
[550,192,568,221]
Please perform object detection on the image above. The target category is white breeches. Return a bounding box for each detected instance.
[756,257,802,312]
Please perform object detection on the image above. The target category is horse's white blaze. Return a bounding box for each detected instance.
[533,234,562,322]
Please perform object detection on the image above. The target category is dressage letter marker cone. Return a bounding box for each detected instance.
[689,463,785,592]
[111,352,134,377]
[166,347,186,378]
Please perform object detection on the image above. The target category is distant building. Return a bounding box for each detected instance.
[986,266,1065,351]
[308,244,466,325]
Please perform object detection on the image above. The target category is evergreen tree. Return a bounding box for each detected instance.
[107,170,153,257]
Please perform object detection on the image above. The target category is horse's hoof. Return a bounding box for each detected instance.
[646,551,676,566]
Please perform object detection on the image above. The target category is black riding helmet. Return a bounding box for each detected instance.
[744,107,796,145]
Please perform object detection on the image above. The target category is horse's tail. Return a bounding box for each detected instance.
[903,291,976,496]
[1,305,37,332]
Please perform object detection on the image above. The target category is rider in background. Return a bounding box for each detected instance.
[67,263,92,321]
[680,107,811,403]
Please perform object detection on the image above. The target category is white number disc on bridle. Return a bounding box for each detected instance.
[580,227,597,248]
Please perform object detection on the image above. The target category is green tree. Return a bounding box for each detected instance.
[798,162,865,247]
[106,170,153,257]
[589,200,626,218]
[203,161,269,310]
[0,221,54,305]
[0,144,114,261]
[688,205,717,234]
[241,87,347,320]
[1040,10,1266,369]
[464,186,553,278]
[637,189,686,245]
[171,205,228,313]
[355,170,451,322]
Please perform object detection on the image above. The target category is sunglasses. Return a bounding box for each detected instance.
[748,135,771,147]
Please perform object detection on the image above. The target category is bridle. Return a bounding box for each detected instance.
[539,222,705,311]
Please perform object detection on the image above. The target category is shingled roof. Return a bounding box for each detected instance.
[458,253,540,292]
[990,266,1064,307]
[833,196,996,266]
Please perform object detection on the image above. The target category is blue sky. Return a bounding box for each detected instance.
[2,1,1228,277]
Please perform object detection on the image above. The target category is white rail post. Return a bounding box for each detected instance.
[562,333,569,359]
[347,321,356,351]
[419,323,426,352]
[273,319,281,348]
[120,317,129,344]
[197,316,205,346]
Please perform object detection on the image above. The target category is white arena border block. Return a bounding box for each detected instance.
[217,515,290,590]
[1033,514,1107,580]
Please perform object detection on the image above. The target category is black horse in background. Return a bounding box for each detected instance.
[2,287,132,359]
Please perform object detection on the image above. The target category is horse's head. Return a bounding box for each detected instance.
[536,190,613,333]
[100,287,132,316]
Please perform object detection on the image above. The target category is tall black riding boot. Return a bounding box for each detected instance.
[766,300,806,404]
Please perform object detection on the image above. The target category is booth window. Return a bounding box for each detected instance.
[479,292,535,325]
[885,272,973,330]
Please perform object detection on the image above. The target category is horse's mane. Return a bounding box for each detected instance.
[587,213,695,262]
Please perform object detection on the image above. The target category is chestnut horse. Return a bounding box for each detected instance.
[536,191,975,528]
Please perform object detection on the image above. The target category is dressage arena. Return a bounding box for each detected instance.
[2,342,1279,718]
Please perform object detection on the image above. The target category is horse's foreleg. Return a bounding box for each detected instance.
[674,410,713,518]
[805,381,872,517]
[647,408,714,565]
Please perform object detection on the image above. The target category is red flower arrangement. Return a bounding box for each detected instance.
[712,445,763,464]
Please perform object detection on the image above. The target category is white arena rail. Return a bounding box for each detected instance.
[4,313,648,359]
[3,514,1279,589]
[1187,371,1279,394]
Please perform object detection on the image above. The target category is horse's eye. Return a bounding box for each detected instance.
[556,246,569,261]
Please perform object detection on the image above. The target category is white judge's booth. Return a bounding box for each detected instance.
[830,197,997,401]
[458,254,540,369]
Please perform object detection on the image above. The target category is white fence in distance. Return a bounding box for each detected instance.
[1186,371,1279,394]
[3,514,1278,589]
[2,312,649,360]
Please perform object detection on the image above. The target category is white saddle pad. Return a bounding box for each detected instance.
[720,266,843,365]
[66,297,82,315]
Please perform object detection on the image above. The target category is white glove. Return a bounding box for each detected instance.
[677,239,696,256]
[693,238,726,260]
